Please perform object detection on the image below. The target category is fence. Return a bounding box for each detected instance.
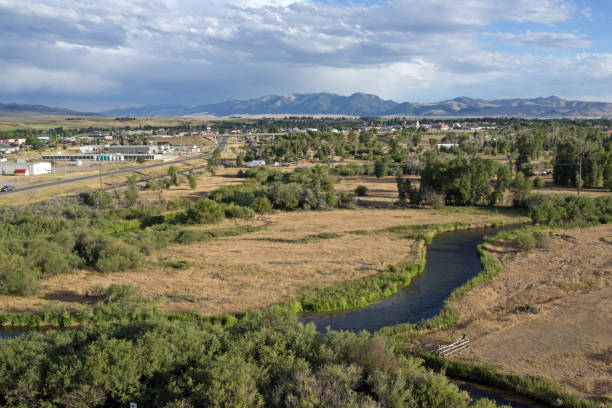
[436,334,471,358]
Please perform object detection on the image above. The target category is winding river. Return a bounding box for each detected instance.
[299,227,497,332]
[300,226,545,407]
[0,226,545,406]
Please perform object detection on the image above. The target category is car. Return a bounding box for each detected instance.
[0,185,15,192]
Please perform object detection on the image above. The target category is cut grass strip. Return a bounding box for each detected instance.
[245,232,342,244]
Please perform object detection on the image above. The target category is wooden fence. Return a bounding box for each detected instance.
[436,334,471,358]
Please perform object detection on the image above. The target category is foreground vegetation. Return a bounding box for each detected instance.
[0,309,503,408]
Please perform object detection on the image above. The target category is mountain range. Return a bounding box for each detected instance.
[101,93,612,118]
[2,94,612,118]
[0,103,100,117]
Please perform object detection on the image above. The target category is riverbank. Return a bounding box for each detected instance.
[413,224,612,403]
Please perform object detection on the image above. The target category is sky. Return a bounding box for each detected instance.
[0,0,611,111]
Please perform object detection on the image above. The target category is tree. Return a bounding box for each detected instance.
[511,172,532,207]
[488,166,511,206]
[124,175,139,206]
[187,171,197,190]
[168,166,180,186]
[396,176,411,205]
[374,158,388,180]
[208,148,221,176]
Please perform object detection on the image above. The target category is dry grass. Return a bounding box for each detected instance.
[0,153,217,206]
[0,115,218,131]
[335,175,417,206]
[0,208,521,316]
[416,224,612,401]
[140,166,246,202]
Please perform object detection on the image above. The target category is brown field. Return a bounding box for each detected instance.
[0,208,521,316]
[335,175,416,206]
[0,115,218,131]
[415,224,612,401]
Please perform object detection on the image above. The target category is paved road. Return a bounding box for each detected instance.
[1,136,230,196]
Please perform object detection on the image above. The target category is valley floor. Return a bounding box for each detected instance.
[0,207,518,316]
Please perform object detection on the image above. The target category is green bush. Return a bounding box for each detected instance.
[186,199,225,224]
[514,233,535,252]
[529,194,612,226]
[223,203,255,219]
[338,191,354,209]
[1,269,40,296]
[533,231,552,249]
[0,310,492,408]
[95,241,143,273]
[534,176,545,188]
[269,182,302,210]
[250,196,272,214]
[354,185,368,196]
[98,284,139,303]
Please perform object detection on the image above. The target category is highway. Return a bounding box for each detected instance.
[1,136,230,196]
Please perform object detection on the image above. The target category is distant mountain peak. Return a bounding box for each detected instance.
[9,93,611,118]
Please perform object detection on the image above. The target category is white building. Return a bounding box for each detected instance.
[247,160,266,167]
[0,161,52,176]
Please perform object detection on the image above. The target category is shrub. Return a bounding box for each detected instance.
[95,241,143,273]
[514,233,535,252]
[269,182,302,210]
[338,192,354,209]
[186,199,225,224]
[354,185,368,196]
[175,230,204,245]
[250,196,272,214]
[422,189,445,209]
[86,190,113,208]
[534,176,545,188]
[165,260,192,270]
[99,284,139,303]
[223,203,255,219]
[1,269,40,296]
[533,231,552,249]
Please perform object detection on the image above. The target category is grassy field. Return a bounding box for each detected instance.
[0,115,218,131]
[0,207,522,316]
[412,224,612,402]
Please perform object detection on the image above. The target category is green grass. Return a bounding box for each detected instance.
[410,350,609,408]
[246,232,342,244]
[287,247,427,313]
[378,226,514,337]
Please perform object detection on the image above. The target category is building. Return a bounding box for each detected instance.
[42,154,156,161]
[283,154,311,164]
[247,160,266,167]
[0,161,52,176]
[0,143,19,154]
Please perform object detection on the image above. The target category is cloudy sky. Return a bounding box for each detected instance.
[0,0,610,111]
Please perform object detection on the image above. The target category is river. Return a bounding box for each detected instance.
[299,227,496,332]
[1,226,546,406]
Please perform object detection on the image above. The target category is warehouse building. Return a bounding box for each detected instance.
[0,161,52,176]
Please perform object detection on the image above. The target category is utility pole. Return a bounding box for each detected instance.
[577,142,583,196]
[98,146,103,209]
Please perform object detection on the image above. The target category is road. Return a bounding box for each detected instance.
[1,136,230,196]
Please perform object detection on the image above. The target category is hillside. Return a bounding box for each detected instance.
[102,94,612,118]
[6,94,612,118]
[0,103,99,117]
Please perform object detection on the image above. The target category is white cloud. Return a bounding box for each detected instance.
[0,0,608,107]
[490,31,592,49]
